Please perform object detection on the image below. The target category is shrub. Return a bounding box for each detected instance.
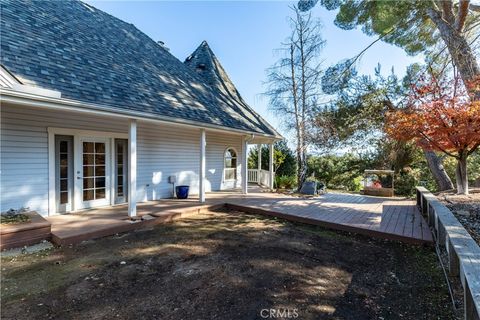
[329,173,363,191]
[394,168,418,196]
[276,175,297,189]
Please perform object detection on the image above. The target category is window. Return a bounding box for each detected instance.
[224,148,237,180]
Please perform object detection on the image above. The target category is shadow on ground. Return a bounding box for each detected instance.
[1,208,455,320]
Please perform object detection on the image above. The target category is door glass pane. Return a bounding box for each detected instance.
[60,141,68,153]
[95,154,105,165]
[83,166,94,177]
[60,179,68,191]
[60,153,68,166]
[60,166,68,178]
[83,141,107,202]
[95,177,106,189]
[83,154,94,165]
[83,178,95,189]
[95,142,105,153]
[60,192,68,204]
[95,165,105,176]
[83,142,94,153]
[96,188,106,199]
[117,186,124,197]
[83,189,94,201]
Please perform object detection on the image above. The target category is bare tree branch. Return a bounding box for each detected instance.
[455,0,470,31]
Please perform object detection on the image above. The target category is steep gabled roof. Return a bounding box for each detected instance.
[0,0,279,137]
[185,41,280,139]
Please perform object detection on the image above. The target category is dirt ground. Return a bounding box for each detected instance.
[438,190,480,245]
[1,208,455,320]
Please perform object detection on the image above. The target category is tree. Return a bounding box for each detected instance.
[299,0,480,190]
[265,6,325,188]
[248,141,297,177]
[314,64,455,190]
[298,0,480,93]
[385,75,480,194]
[312,65,400,150]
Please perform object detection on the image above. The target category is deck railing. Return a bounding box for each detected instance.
[247,169,272,188]
[248,169,258,183]
[416,187,480,319]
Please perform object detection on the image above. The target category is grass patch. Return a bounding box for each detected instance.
[1,214,30,225]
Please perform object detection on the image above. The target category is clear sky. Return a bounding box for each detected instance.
[87,0,423,141]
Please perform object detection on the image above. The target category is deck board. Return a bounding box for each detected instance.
[47,190,433,246]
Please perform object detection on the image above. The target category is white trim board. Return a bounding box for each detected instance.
[2,88,282,141]
[47,127,128,139]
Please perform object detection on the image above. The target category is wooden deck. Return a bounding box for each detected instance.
[47,190,433,246]
[222,192,433,245]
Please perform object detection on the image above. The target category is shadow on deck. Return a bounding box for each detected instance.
[46,191,433,246]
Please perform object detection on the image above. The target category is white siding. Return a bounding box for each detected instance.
[1,104,128,215]
[135,121,243,201]
[1,103,244,216]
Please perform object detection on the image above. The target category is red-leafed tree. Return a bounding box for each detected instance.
[385,76,480,194]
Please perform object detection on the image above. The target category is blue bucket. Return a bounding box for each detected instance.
[175,185,189,199]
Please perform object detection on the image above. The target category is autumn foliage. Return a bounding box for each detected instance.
[385,75,480,194]
[385,76,480,157]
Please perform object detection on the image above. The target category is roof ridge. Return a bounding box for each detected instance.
[184,41,281,138]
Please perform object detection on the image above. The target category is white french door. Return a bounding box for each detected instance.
[76,137,111,209]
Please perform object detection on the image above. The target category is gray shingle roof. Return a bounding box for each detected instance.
[184,41,279,138]
[0,0,278,137]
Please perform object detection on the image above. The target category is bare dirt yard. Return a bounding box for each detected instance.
[1,208,455,320]
[438,190,480,246]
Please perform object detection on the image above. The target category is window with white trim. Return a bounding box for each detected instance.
[224,148,237,180]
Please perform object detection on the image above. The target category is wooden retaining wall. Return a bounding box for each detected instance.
[1,211,51,250]
[416,187,480,320]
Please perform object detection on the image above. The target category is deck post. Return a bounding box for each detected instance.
[268,143,274,190]
[242,137,248,194]
[257,144,262,185]
[199,129,206,203]
[128,119,137,217]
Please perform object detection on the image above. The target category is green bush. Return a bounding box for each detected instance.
[349,176,364,191]
[328,172,363,191]
[394,168,418,196]
[275,175,297,189]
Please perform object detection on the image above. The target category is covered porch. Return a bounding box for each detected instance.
[124,120,277,217]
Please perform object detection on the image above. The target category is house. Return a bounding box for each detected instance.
[0,0,281,217]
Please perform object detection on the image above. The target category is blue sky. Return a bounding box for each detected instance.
[87,1,422,141]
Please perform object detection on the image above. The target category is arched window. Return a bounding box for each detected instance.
[224,148,237,180]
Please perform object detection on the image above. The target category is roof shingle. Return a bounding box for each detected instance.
[0,0,278,137]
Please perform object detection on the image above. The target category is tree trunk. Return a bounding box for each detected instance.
[424,150,454,191]
[289,42,303,187]
[455,155,469,194]
[298,12,308,189]
[427,8,480,92]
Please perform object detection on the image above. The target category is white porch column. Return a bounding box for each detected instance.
[199,129,206,203]
[257,144,262,185]
[269,143,274,190]
[128,119,137,217]
[242,137,248,194]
